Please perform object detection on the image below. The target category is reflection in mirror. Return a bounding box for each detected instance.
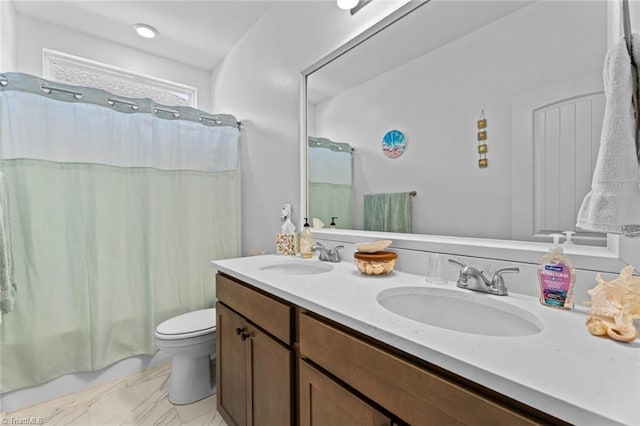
[307,137,354,229]
[306,0,608,246]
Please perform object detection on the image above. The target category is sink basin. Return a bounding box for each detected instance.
[377,287,543,337]
[259,260,334,275]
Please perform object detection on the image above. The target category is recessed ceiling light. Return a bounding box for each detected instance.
[134,23,158,39]
[337,0,359,11]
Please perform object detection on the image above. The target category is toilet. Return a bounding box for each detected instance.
[154,308,217,405]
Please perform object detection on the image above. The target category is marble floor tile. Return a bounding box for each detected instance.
[7,379,127,424]
[87,375,169,424]
[181,409,227,426]
[6,363,226,426]
[175,394,215,423]
[109,394,181,426]
[124,362,171,388]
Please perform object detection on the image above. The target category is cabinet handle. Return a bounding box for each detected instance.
[235,327,250,341]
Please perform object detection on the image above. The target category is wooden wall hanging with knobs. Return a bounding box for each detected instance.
[477,110,488,168]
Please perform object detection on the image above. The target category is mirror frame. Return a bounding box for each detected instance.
[299,0,639,273]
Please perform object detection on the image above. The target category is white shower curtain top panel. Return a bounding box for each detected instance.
[308,147,352,185]
[1,91,239,172]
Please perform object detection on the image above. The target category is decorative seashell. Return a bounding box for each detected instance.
[607,324,638,343]
[585,316,608,336]
[587,274,627,318]
[585,265,640,343]
[587,266,640,324]
[383,261,394,274]
[355,240,392,253]
[622,268,640,321]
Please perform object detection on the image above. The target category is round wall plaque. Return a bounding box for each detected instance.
[382,130,405,159]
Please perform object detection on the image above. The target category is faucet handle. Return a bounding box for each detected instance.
[491,267,520,294]
[330,245,344,262]
[448,259,468,283]
[311,242,329,261]
[448,258,466,269]
[494,266,520,277]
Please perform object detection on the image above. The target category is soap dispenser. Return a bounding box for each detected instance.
[330,217,338,229]
[300,217,314,259]
[537,234,575,310]
[562,231,575,245]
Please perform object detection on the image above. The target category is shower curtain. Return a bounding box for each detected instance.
[0,75,239,392]
[308,138,353,229]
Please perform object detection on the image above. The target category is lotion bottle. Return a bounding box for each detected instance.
[300,218,314,259]
[537,234,575,309]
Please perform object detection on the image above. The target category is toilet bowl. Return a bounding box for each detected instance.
[154,308,216,405]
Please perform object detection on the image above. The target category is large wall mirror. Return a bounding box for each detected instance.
[304,0,610,247]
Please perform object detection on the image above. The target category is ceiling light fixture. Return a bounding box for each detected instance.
[133,23,159,39]
[337,0,372,15]
[337,0,359,11]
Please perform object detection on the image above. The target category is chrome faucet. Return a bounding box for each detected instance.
[448,259,519,296]
[311,242,343,263]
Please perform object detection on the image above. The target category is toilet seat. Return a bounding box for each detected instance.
[155,308,216,340]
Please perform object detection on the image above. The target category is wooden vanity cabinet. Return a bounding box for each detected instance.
[216,274,294,426]
[298,312,558,426]
[216,273,564,426]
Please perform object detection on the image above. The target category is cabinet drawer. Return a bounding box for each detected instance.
[299,313,540,426]
[217,273,292,345]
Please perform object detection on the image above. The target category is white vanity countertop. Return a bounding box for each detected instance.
[211,255,640,425]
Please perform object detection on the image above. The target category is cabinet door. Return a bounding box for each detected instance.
[246,323,293,426]
[217,302,293,426]
[299,359,392,426]
[217,303,248,426]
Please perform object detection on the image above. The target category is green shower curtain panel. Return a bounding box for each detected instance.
[307,139,354,228]
[0,84,240,392]
[308,182,353,229]
[0,159,238,392]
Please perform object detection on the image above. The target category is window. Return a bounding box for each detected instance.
[43,49,196,107]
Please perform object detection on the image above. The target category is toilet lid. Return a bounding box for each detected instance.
[155,308,216,338]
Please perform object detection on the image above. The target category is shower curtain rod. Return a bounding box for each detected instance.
[0,72,242,129]
[364,191,416,197]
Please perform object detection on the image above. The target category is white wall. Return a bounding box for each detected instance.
[13,14,212,111]
[0,0,16,71]
[210,1,410,256]
[314,1,606,239]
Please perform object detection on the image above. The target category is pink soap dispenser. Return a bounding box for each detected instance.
[537,234,576,310]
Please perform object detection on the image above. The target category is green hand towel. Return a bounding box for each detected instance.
[364,192,412,233]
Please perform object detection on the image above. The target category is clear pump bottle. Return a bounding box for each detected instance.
[299,218,313,258]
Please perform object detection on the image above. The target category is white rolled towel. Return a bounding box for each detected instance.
[576,34,640,236]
